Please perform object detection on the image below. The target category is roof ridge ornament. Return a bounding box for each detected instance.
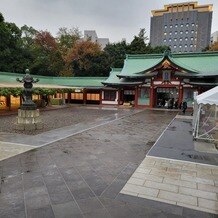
[163,49,171,58]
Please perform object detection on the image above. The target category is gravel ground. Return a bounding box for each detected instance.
[0,106,118,135]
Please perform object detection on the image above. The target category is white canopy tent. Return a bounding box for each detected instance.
[193,86,218,142]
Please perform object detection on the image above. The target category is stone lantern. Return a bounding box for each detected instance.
[15,69,43,131]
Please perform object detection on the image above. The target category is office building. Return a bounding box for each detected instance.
[211,31,218,44]
[150,2,213,53]
[84,30,109,49]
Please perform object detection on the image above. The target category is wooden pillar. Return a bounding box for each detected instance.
[83,88,87,105]
[99,89,102,105]
[117,89,121,105]
[149,80,154,108]
[68,93,71,104]
[178,83,183,106]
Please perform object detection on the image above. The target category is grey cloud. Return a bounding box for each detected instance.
[1,0,218,43]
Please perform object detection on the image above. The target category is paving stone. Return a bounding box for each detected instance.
[198,198,218,213]
[138,194,177,205]
[26,206,55,218]
[135,167,151,174]
[150,169,181,179]
[197,183,218,193]
[144,180,179,193]
[25,194,51,210]
[181,174,215,185]
[163,177,197,189]
[127,177,145,186]
[76,197,104,213]
[24,186,48,199]
[120,189,138,197]
[179,186,217,200]
[122,183,159,197]
[183,205,218,218]
[158,190,197,206]
[83,208,111,218]
[52,201,82,218]
[132,172,164,182]
[178,202,218,216]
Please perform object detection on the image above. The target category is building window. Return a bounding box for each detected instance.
[169,38,172,42]
[169,32,172,35]
[163,39,166,42]
[175,24,178,28]
[191,30,194,34]
[179,38,182,41]
[164,25,167,29]
[185,30,188,34]
[185,37,188,41]
[174,38,177,41]
[190,44,193,47]
[191,37,194,41]
[192,23,195,26]
[104,91,116,101]
[186,23,189,27]
[180,31,183,34]
[175,31,178,35]
[181,24,184,27]
[174,45,177,48]
[170,25,173,28]
[185,44,188,48]
[164,32,167,36]
[179,45,182,48]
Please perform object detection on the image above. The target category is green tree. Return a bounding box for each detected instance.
[57,27,82,76]
[104,40,128,68]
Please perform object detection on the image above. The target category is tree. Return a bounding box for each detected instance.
[67,40,103,76]
[208,42,218,51]
[30,31,64,76]
[0,14,25,72]
[127,28,149,54]
[57,27,82,76]
[21,25,38,48]
[104,40,128,68]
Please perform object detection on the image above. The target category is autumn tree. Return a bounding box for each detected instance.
[57,27,81,76]
[30,31,64,76]
[67,40,109,76]
[208,42,218,51]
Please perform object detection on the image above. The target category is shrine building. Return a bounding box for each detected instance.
[102,51,218,108]
[0,51,217,110]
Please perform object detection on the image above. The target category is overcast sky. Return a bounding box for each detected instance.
[1,0,218,43]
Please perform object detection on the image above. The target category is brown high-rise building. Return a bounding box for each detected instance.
[150,2,213,53]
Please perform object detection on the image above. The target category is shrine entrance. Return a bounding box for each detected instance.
[156,87,179,108]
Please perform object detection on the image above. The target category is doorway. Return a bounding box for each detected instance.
[156,87,178,108]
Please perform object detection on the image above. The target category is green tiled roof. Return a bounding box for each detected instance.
[170,52,218,74]
[119,54,163,77]
[118,52,218,77]
[102,68,122,85]
[0,72,107,87]
[102,68,143,86]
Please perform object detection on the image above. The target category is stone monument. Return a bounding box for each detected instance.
[15,69,43,130]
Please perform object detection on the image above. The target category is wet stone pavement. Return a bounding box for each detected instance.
[0,109,216,218]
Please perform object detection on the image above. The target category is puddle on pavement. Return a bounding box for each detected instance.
[181,152,217,162]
